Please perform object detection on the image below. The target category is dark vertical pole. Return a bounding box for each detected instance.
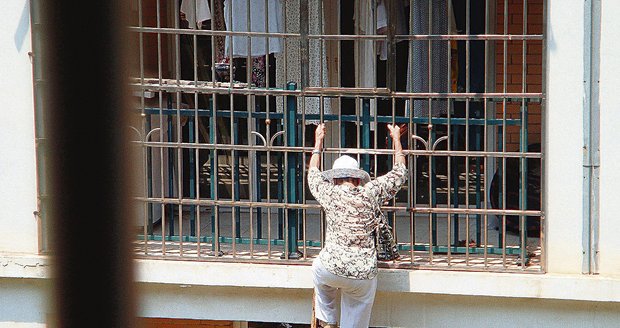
[452,124,460,247]
[254,118,263,239]
[234,120,241,238]
[299,0,310,89]
[167,96,175,236]
[285,82,301,259]
[362,99,371,172]
[189,118,196,236]
[209,105,220,253]
[146,116,154,235]
[277,122,284,239]
[41,1,137,327]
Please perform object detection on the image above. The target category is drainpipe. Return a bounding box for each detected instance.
[582,0,600,275]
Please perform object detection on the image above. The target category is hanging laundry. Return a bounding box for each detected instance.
[354,0,408,86]
[353,0,408,129]
[251,55,266,87]
[375,0,407,61]
[223,0,283,57]
[407,0,455,118]
[180,0,212,29]
[275,0,331,125]
[211,0,227,62]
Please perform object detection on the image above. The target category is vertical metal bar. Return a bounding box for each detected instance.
[264,0,271,90]
[430,125,437,247]
[159,93,166,254]
[167,97,175,237]
[277,129,284,240]
[500,0,508,266]
[196,122,202,256]
[475,124,482,247]
[300,0,310,88]
[540,0,549,273]
[173,0,184,254]
[464,0,471,266]
[482,0,490,267]
[408,2,417,263]
[476,0,487,247]
[520,102,529,268]
[362,99,371,172]
[140,0,155,246]
[386,0,397,92]
[209,102,220,255]
[189,100,197,237]
[189,1,199,239]
[212,0,221,255]
[297,137,304,244]
[519,0,530,269]
[451,123,459,248]
[266,123,273,257]
[444,0,453,263]
[144,121,152,253]
[255,121,263,239]
[234,120,241,239]
[286,82,300,258]
[156,0,167,255]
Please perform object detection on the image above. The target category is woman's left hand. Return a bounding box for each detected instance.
[387,124,401,141]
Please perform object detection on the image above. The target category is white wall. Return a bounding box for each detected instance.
[598,0,620,275]
[0,278,48,327]
[138,283,620,328]
[544,0,587,274]
[0,0,39,254]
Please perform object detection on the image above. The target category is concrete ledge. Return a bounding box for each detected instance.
[0,253,50,279]
[2,254,619,303]
[134,259,620,303]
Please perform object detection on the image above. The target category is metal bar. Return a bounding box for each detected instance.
[209,101,220,255]
[167,97,175,237]
[300,0,310,88]
[286,82,300,258]
[129,26,544,41]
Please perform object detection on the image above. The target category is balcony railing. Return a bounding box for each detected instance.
[127,0,545,274]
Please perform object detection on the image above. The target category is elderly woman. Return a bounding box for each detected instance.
[307,123,408,328]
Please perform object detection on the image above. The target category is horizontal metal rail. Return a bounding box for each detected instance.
[130,79,543,100]
[128,26,543,41]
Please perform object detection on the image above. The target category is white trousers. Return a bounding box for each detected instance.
[312,258,377,328]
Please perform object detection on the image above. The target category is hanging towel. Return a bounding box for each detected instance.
[181,0,212,29]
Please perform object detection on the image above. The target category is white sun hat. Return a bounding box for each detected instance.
[321,155,371,185]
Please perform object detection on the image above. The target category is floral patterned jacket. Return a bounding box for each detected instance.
[307,163,408,279]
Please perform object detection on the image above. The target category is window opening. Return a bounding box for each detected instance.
[120,0,544,272]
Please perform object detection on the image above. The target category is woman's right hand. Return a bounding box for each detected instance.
[315,123,326,143]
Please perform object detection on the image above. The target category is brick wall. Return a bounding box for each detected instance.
[495,0,544,150]
[130,0,172,78]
